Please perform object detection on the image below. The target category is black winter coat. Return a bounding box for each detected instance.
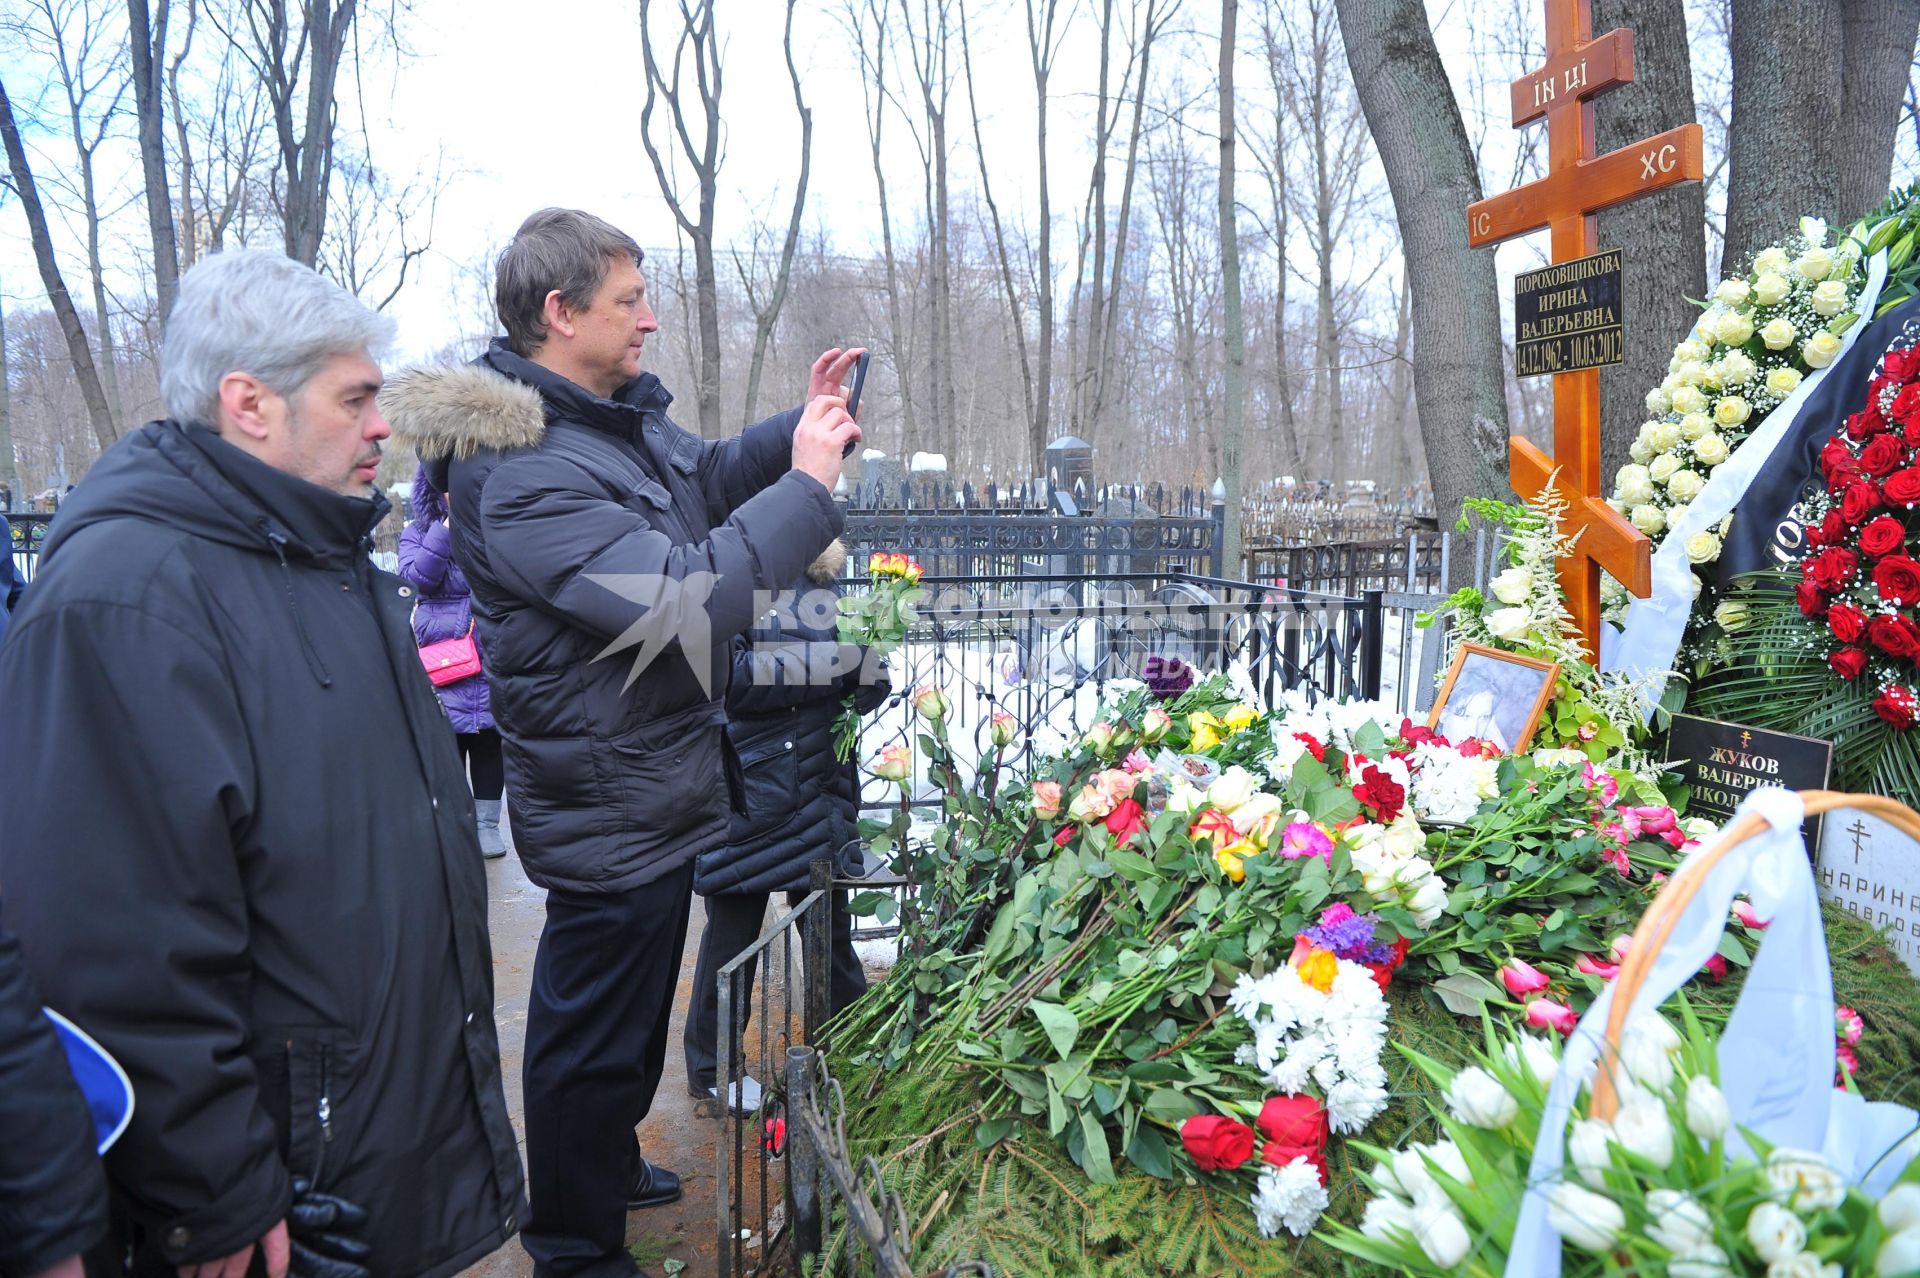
[0,915,108,1277]
[694,547,890,897]
[383,345,843,895]
[0,423,524,1275]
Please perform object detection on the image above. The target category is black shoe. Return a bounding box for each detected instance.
[626,1158,683,1210]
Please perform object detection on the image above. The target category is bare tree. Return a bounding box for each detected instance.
[0,72,118,449]
[845,0,917,457]
[127,0,179,320]
[317,147,443,309]
[1335,0,1511,537]
[736,0,811,425]
[898,0,959,458]
[639,0,724,438]
[1248,9,1303,480]
[1219,0,1246,569]
[0,262,18,509]
[170,0,270,264]
[1026,0,1063,465]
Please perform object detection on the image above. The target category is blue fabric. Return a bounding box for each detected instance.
[46,1010,131,1155]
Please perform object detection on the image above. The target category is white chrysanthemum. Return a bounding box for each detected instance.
[1252,1158,1330,1238]
[1326,1075,1390,1134]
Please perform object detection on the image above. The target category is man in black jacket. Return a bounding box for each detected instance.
[0,249,525,1277]
[382,208,860,1278]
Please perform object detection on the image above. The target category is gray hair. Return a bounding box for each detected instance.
[495,208,645,356]
[160,249,396,428]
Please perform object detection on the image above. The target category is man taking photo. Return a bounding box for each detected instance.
[0,249,525,1276]
[383,207,861,1278]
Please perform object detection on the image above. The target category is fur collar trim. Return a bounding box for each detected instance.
[806,538,848,584]
[380,363,546,458]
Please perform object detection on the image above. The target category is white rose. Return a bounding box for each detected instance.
[1629,437,1655,464]
[1768,366,1804,398]
[1674,339,1710,365]
[1631,504,1666,535]
[1795,245,1835,281]
[1811,279,1849,317]
[1686,531,1723,564]
[1667,502,1692,528]
[1714,395,1753,427]
[1646,386,1672,415]
[1714,599,1750,633]
[1692,571,1705,599]
[1694,432,1731,466]
[1716,309,1755,346]
[1649,453,1682,483]
[1753,270,1792,305]
[1754,247,1792,276]
[1446,1066,1518,1129]
[1671,385,1709,415]
[1767,1148,1845,1212]
[1668,470,1705,503]
[1205,766,1258,813]
[1803,331,1844,368]
[1485,606,1533,642]
[1880,1183,1920,1234]
[1761,317,1798,351]
[1547,1183,1625,1252]
[1615,463,1655,505]
[1611,1097,1675,1169]
[1745,1202,1808,1264]
[1358,1194,1416,1243]
[1718,350,1757,385]
[1406,876,1448,928]
[1411,1199,1472,1269]
[1879,1227,1920,1276]
[1489,566,1533,605]
[1647,1189,1716,1255]
[1655,419,1688,450]
[1567,1117,1614,1188]
[1714,277,1752,307]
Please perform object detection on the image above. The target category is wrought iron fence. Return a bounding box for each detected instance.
[840,505,1225,581]
[6,514,53,586]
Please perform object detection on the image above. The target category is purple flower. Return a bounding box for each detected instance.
[1143,655,1195,699]
[1302,908,1392,964]
[1278,821,1334,865]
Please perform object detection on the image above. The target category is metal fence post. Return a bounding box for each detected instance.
[1209,498,1227,577]
[805,859,833,1049]
[788,1046,824,1267]
[1361,590,1385,702]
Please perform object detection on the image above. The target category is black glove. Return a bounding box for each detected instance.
[286,1177,372,1278]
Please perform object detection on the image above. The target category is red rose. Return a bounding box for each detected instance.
[1821,510,1848,548]
[1053,825,1076,848]
[1293,732,1327,762]
[1842,481,1885,526]
[1861,434,1908,478]
[1352,763,1407,823]
[1104,797,1147,847]
[1906,418,1920,449]
[1258,1095,1329,1147]
[1829,602,1870,644]
[1824,438,1862,486]
[1797,579,1830,617]
[1262,1143,1329,1184]
[1895,383,1920,424]
[1850,406,1888,439]
[1888,468,1920,507]
[1830,647,1869,680]
[1873,687,1918,731]
[1886,348,1920,381]
[1804,547,1860,592]
[1180,1114,1256,1171]
[1860,516,1909,559]
[1875,555,1920,607]
[1868,615,1920,660]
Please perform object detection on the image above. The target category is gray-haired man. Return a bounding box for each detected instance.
[0,249,525,1276]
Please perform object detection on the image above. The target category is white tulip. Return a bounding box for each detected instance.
[1358,1193,1416,1243]
[1446,1066,1519,1129]
[1745,1201,1807,1263]
[1646,1189,1716,1255]
[1685,1074,1731,1141]
[1567,1118,1614,1188]
[1503,1034,1558,1086]
[1412,1199,1472,1269]
[1546,1183,1625,1252]
[1406,876,1449,928]
[1620,1027,1677,1092]
[1669,1246,1735,1278]
[1420,1139,1473,1188]
[1768,1148,1845,1212]
[1762,1252,1829,1278]
[1389,1147,1440,1205]
[1489,566,1533,605]
[1877,1226,1920,1276]
[1611,1097,1675,1169]
[1880,1183,1920,1234]
[1485,606,1534,642]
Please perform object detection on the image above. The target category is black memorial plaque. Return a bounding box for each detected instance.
[1665,713,1834,852]
[1514,248,1625,379]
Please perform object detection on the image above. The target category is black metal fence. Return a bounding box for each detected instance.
[6,514,53,585]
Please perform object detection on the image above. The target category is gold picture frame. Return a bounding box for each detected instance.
[1427,642,1562,755]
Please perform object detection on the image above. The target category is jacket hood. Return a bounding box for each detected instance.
[41,422,387,568]
[380,361,547,461]
[409,461,446,526]
[806,538,847,584]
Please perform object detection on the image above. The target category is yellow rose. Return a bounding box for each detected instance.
[1760,317,1797,351]
[1188,711,1224,752]
[1803,331,1843,368]
[1214,839,1254,883]
[1766,366,1803,398]
[1670,386,1709,416]
[1221,703,1260,733]
[1714,309,1754,346]
[1685,531,1723,564]
[1713,396,1752,427]
[1811,280,1849,317]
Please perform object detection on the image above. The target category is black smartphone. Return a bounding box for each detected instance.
[842,350,871,457]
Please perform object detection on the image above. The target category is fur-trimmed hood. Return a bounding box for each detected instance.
[806,538,847,584]
[380,362,547,459]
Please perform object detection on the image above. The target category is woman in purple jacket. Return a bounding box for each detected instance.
[400,463,506,857]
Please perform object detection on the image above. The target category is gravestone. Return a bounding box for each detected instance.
[1816,811,1920,979]
[863,451,904,506]
[1045,436,1094,516]
[1664,713,1833,850]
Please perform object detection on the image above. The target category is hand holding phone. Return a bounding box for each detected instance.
[842,351,871,457]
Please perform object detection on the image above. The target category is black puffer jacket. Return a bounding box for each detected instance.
[382,344,843,894]
[0,423,524,1275]
[0,914,108,1277]
[694,542,890,897]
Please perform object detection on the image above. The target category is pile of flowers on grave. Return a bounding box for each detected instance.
[1602,215,1872,629]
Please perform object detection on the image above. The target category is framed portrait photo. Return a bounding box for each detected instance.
[1428,643,1561,755]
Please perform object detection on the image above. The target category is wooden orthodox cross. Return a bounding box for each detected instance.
[1465,0,1704,662]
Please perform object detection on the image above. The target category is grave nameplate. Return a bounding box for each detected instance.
[1665,713,1833,851]
[1816,810,1920,979]
[1514,249,1625,378]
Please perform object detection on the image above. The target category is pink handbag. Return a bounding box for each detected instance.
[420,623,482,687]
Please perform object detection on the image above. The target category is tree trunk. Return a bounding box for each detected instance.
[1029,0,1060,466]
[740,0,811,426]
[859,3,917,458]
[1721,0,1844,273]
[1334,0,1510,544]
[1388,275,1417,490]
[1092,0,1162,438]
[1219,0,1246,573]
[1592,0,1705,482]
[129,0,180,322]
[0,75,118,450]
[1836,0,1920,220]
[0,274,17,508]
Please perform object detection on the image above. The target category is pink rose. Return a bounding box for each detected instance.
[1500,958,1550,996]
[1525,998,1579,1035]
[1575,953,1620,980]
[1031,781,1063,820]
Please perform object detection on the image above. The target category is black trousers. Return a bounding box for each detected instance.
[683,888,868,1091]
[454,727,504,801]
[520,861,694,1278]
